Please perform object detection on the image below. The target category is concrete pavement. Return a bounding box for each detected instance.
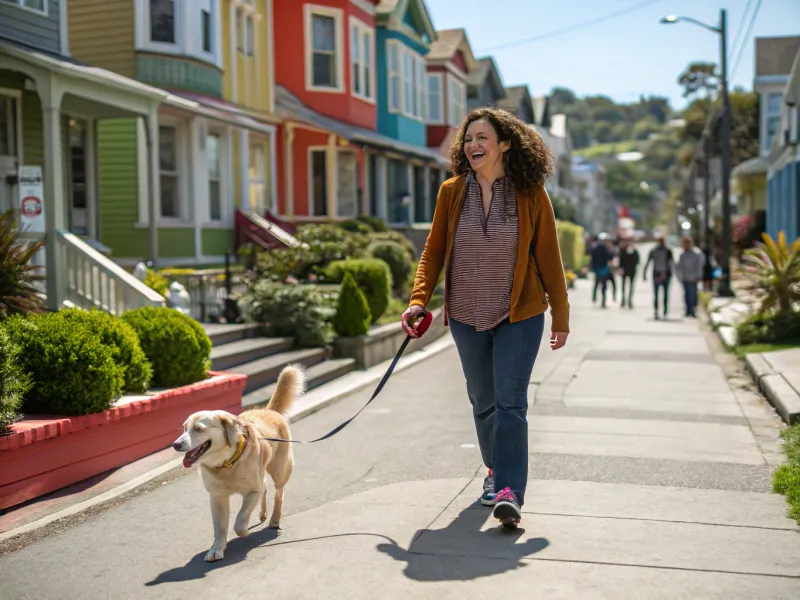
[0,269,798,599]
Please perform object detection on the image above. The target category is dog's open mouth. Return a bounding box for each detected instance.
[183,441,211,468]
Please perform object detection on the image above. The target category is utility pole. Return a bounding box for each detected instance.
[717,8,734,296]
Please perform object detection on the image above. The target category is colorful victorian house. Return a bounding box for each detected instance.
[1,0,173,310]
[423,28,474,220]
[66,0,280,267]
[467,56,506,110]
[497,85,535,124]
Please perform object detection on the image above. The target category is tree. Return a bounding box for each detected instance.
[678,62,718,99]
[605,161,653,207]
[551,196,578,224]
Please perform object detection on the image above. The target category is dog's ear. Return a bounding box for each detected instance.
[218,414,242,447]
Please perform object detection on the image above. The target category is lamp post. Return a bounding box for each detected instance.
[661,9,733,297]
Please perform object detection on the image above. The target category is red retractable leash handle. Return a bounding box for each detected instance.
[261,309,433,445]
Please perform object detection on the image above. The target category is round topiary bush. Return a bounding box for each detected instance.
[3,313,124,416]
[325,258,391,324]
[333,272,371,337]
[369,241,413,296]
[0,325,30,433]
[51,309,152,393]
[339,219,373,235]
[356,214,389,233]
[122,307,211,388]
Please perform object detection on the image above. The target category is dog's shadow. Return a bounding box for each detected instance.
[145,525,280,586]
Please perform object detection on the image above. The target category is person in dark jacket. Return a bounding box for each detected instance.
[590,233,612,308]
[618,239,640,309]
[643,236,675,320]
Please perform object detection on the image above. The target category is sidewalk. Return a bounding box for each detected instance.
[0,273,798,598]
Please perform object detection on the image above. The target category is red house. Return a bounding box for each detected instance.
[272,0,380,221]
[425,29,476,165]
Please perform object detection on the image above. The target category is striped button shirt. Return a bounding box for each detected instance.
[447,174,519,331]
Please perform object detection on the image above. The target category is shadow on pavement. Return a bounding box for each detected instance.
[377,505,549,581]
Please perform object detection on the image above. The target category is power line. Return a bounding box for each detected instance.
[476,0,666,53]
[730,0,764,80]
[728,0,755,67]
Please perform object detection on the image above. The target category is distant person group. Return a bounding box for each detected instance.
[586,233,705,320]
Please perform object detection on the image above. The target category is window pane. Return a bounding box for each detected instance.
[390,76,400,110]
[160,175,179,218]
[0,97,11,156]
[209,181,221,220]
[249,144,265,179]
[389,44,398,71]
[312,15,335,52]
[206,134,220,179]
[245,17,253,56]
[311,151,328,217]
[159,126,176,171]
[313,53,336,87]
[767,93,783,114]
[353,62,361,94]
[150,0,175,44]
[24,0,45,11]
[364,64,371,98]
[351,26,359,62]
[363,34,372,98]
[202,10,211,52]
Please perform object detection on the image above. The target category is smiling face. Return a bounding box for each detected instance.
[172,410,238,468]
[463,118,508,177]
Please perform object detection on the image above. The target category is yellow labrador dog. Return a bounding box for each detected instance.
[172,364,305,562]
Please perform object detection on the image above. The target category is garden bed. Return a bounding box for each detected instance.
[0,371,246,510]
[334,307,447,369]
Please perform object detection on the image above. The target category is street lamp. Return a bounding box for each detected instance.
[661,9,733,297]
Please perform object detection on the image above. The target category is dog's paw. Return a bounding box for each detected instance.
[205,548,225,562]
[234,523,250,538]
[268,520,281,530]
[259,511,267,523]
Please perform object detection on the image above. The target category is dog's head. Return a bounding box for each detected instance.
[172,410,243,468]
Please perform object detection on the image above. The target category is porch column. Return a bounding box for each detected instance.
[326,134,337,219]
[284,124,295,217]
[423,165,431,222]
[376,155,387,220]
[239,128,250,212]
[42,82,65,312]
[362,151,371,215]
[268,129,278,213]
[406,162,414,224]
[145,109,160,266]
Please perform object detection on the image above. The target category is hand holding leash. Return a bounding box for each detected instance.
[401,305,432,338]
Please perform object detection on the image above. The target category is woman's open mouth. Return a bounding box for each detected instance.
[183,441,211,468]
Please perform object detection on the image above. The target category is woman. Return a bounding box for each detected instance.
[401,107,570,529]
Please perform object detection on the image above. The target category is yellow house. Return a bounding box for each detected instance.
[65,0,279,267]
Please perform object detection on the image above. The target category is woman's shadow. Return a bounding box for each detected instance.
[376,504,549,582]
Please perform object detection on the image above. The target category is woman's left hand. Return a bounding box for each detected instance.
[550,331,569,350]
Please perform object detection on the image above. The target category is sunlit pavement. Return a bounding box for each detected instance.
[1,253,798,599]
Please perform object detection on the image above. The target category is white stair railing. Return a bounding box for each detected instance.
[56,230,165,315]
[243,212,308,248]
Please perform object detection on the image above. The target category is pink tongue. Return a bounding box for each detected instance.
[183,454,194,468]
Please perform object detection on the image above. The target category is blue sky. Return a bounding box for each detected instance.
[425,0,800,111]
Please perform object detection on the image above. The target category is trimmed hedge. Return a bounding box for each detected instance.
[555,220,585,272]
[52,309,152,393]
[325,258,391,324]
[122,307,211,388]
[357,214,389,232]
[4,314,124,416]
[369,241,413,296]
[369,231,417,262]
[0,326,29,433]
[333,272,371,337]
[736,310,800,345]
[339,219,373,235]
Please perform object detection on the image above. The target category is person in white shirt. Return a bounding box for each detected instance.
[676,236,705,318]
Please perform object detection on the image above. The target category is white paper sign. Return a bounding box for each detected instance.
[18,166,44,234]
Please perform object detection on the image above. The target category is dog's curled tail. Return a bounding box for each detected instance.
[267,364,307,415]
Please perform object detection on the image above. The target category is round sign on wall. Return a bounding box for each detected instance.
[21,196,43,218]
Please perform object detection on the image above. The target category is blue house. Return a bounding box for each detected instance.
[372,0,447,225]
[766,46,800,243]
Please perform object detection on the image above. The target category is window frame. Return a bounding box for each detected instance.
[426,73,444,125]
[447,73,466,127]
[206,132,222,222]
[386,40,425,122]
[304,4,345,94]
[349,16,375,104]
[1,0,48,17]
[248,141,267,215]
[158,122,183,221]
[388,41,401,113]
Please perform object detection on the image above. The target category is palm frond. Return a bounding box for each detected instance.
[0,210,46,317]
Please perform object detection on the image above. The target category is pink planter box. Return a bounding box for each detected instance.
[0,371,247,510]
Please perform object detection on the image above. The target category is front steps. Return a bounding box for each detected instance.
[204,324,358,410]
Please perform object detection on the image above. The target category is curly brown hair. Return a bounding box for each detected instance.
[449,107,555,195]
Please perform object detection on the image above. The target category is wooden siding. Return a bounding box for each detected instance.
[201,228,233,256]
[0,0,61,55]
[136,54,223,97]
[67,0,136,78]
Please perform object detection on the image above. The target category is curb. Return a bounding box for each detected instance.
[744,354,800,426]
[0,333,455,543]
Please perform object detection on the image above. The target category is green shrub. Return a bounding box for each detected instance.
[773,423,800,523]
[555,220,585,272]
[339,219,373,235]
[144,268,169,297]
[0,326,30,433]
[4,313,124,416]
[369,231,417,262]
[243,282,336,348]
[122,307,211,388]
[369,241,413,296]
[357,214,389,232]
[333,272,371,337]
[735,310,800,345]
[52,309,152,393]
[325,258,391,324]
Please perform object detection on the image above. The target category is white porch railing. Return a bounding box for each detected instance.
[56,230,165,315]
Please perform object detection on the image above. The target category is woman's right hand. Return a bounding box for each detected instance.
[401,305,425,338]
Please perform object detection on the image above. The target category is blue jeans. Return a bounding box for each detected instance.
[653,273,671,315]
[449,314,545,506]
[683,280,699,316]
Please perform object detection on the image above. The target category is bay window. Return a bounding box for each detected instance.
[150,0,175,43]
[136,0,221,66]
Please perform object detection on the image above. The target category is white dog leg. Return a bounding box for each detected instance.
[206,494,230,562]
[259,486,268,523]
[234,491,262,537]
[269,487,285,529]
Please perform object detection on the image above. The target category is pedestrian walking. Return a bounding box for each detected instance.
[677,236,705,318]
[402,107,570,530]
[643,235,675,320]
[618,239,640,308]
[590,233,612,308]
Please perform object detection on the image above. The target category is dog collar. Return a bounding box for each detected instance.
[219,435,246,468]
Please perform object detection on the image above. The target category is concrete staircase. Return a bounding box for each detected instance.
[204,324,357,410]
